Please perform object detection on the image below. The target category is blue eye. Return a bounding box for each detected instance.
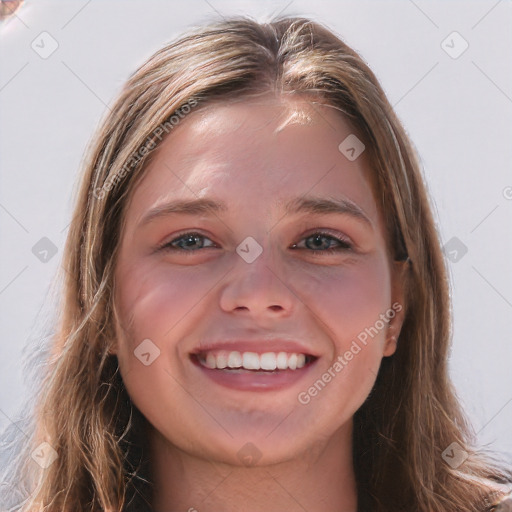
[291,232,353,255]
[158,230,353,255]
[159,232,216,252]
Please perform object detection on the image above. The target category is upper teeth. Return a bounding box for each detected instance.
[200,351,307,371]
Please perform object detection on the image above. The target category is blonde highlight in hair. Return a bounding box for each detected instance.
[2,15,510,512]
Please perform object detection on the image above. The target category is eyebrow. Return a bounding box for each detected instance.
[137,196,372,229]
[283,197,372,228]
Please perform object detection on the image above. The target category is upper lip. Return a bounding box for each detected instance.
[191,338,320,357]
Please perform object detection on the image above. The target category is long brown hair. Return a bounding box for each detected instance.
[2,15,511,512]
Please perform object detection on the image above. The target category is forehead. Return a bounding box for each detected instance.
[123,96,382,231]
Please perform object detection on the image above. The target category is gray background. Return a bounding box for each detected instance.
[1,0,511,462]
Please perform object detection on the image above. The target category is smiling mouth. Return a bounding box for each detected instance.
[191,350,318,372]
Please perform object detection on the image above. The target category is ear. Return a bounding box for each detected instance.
[107,342,118,356]
[383,259,408,357]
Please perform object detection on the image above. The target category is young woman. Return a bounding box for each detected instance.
[2,15,511,512]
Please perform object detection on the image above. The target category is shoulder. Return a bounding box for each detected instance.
[456,474,512,511]
[491,494,512,511]
[484,481,512,511]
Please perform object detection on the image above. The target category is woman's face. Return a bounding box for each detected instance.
[112,95,405,466]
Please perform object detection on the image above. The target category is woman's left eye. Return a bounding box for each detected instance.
[158,230,352,255]
[291,231,353,255]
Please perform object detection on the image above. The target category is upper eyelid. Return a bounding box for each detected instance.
[297,228,352,243]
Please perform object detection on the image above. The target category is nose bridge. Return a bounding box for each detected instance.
[241,239,277,283]
[236,234,281,290]
[219,235,294,314]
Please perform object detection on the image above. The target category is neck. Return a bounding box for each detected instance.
[149,422,358,512]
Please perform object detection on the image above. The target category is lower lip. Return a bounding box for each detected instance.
[190,355,318,391]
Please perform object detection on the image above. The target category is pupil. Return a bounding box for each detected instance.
[185,235,199,248]
[311,235,326,249]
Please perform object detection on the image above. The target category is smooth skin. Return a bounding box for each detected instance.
[111,94,406,512]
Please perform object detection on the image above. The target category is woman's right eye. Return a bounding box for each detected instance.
[158,232,217,253]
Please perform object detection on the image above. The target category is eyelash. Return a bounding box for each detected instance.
[157,230,353,256]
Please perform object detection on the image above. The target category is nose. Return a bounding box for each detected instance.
[218,246,295,317]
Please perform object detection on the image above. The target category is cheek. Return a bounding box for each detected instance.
[294,256,391,347]
[116,264,211,340]
[113,263,216,383]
